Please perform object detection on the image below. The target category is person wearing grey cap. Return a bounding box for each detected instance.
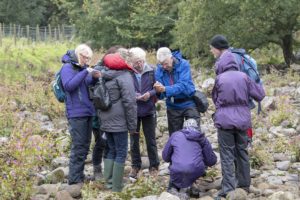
[162,118,217,199]
[154,47,200,136]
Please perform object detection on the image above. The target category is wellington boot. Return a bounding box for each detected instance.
[112,162,125,192]
[103,159,114,189]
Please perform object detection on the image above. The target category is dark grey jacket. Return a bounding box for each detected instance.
[99,69,137,133]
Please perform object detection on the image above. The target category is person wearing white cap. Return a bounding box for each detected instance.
[154,47,200,136]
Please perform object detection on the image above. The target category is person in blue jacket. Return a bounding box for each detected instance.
[60,44,101,197]
[154,47,200,135]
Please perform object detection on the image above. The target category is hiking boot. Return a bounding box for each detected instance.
[149,167,158,177]
[65,182,83,198]
[179,188,190,200]
[167,187,179,196]
[93,165,103,181]
[129,167,139,179]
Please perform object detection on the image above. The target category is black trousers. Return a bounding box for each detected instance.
[130,114,159,169]
[167,106,200,136]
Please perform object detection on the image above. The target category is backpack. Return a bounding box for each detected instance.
[230,48,261,84]
[52,67,65,103]
[230,48,262,113]
[91,77,112,111]
[193,90,209,113]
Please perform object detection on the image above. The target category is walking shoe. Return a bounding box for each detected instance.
[93,165,103,181]
[129,167,139,179]
[149,167,158,177]
[167,187,179,196]
[65,182,83,198]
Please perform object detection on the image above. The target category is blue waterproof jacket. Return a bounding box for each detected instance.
[155,51,196,110]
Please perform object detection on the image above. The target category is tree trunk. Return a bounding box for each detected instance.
[281,34,295,66]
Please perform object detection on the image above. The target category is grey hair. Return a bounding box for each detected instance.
[156,47,172,63]
[129,47,146,62]
[75,44,93,58]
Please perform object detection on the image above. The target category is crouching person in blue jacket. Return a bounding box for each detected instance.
[162,119,217,199]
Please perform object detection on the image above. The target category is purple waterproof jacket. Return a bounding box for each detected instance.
[60,50,97,119]
[162,128,217,188]
[212,50,265,130]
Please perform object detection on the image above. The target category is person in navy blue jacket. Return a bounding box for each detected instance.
[154,47,200,136]
[60,44,101,197]
[128,47,160,179]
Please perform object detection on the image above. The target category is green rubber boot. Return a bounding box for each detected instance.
[112,162,125,192]
[103,159,114,189]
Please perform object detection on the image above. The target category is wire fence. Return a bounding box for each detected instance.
[0,23,76,46]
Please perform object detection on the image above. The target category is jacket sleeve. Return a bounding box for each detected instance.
[201,138,217,167]
[247,77,265,102]
[162,136,173,162]
[164,60,195,97]
[61,64,89,92]
[118,72,137,133]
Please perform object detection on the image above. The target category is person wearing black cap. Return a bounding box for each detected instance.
[209,35,265,200]
[209,34,230,59]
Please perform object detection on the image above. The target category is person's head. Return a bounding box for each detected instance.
[209,34,229,59]
[129,47,146,73]
[75,44,93,66]
[183,118,199,130]
[156,47,173,72]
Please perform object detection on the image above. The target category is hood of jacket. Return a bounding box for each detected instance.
[61,50,80,67]
[215,50,239,75]
[181,128,205,143]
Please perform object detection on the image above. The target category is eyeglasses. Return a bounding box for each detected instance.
[80,53,91,61]
[133,60,144,65]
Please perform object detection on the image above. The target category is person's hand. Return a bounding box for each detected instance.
[86,67,94,73]
[153,81,165,93]
[129,131,139,135]
[138,92,150,101]
[92,70,101,78]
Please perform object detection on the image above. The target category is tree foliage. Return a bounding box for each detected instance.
[173,0,300,66]
[73,0,178,49]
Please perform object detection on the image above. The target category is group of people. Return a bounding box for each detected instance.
[59,34,265,199]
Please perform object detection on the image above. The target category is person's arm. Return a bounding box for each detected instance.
[162,137,174,162]
[164,60,195,97]
[61,64,89,92]
[201,138,217,167]
[247,77,265,102]
[118,73,137,134]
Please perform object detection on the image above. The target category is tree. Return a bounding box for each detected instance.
[173,0,300,66]
[0,0,47,26]
[73,0,178,49]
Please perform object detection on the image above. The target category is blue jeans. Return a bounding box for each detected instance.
[105,131,128,164]
[68,117,92,184]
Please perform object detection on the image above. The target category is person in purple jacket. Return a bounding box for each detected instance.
[128,47,160,179]
[209,35,265,199]
[162,118,217,199]
[60,44,101,197]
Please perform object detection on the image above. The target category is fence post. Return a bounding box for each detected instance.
[48,24,51,41]
[58,25,62,41]
[44,26,47,41]
[26,25,30,45]
[62,24,65,41]
[0,23,2,47]
[36,24,40,41]
[13,24,16,46]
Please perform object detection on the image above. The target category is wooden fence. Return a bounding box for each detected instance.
[0,23,76,46]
